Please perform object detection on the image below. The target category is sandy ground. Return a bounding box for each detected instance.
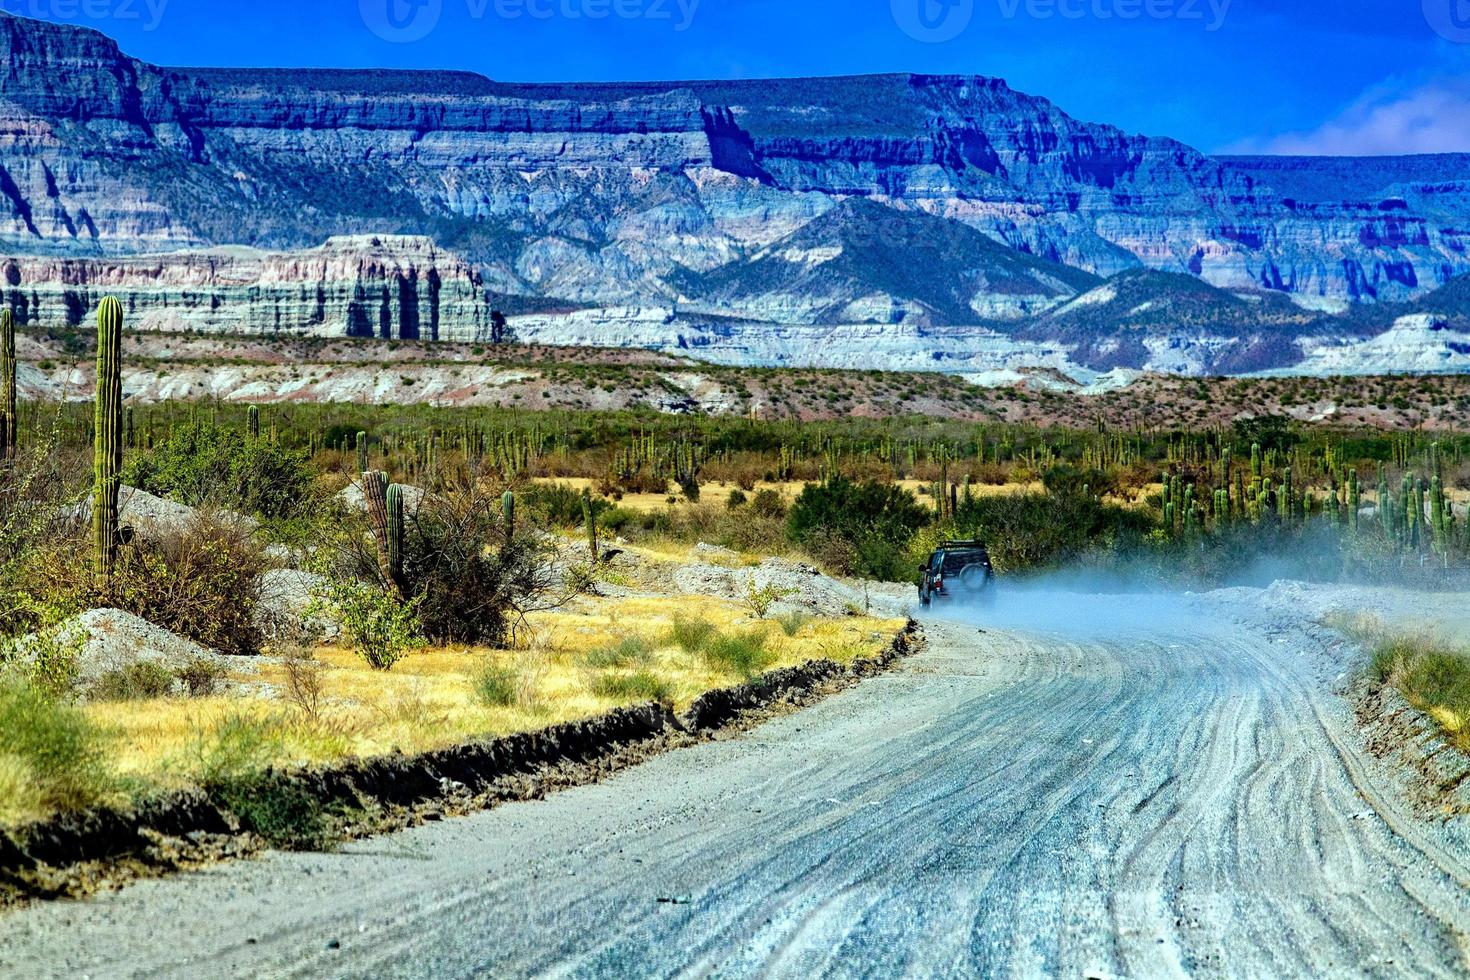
[2,584,1469,978]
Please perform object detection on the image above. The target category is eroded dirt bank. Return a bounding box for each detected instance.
[0,626,922,909]
[3,587,1470,978]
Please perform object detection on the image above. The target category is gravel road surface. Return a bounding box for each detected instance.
[3,588,1469,978]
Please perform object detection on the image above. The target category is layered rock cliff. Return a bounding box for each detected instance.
[2,12,1470,376]
[0,236,497,340]
[2,11,1466,311]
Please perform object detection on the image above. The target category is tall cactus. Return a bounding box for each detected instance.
[0,307,14,462]
[356,431,369,476]
[94,297,124,587]
[386,483,405,584]
[363,470,401,595]
[502,489,516,548]
[247,404,261,440]
[582,488,599,563]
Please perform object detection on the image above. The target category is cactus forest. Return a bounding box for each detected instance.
[2,298,1468,593]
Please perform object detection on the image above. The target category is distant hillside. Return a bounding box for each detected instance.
[672,199,1100,325]
[1013,269,1319,373]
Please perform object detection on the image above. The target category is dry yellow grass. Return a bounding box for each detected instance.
[82,592,907,796]
[534,478,1037,513]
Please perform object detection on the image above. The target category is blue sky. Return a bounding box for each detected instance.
[11,0,1470,154]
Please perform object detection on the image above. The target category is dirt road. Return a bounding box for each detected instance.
[3,587,1469,978]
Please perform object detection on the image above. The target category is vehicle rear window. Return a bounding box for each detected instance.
[941,551,988,573]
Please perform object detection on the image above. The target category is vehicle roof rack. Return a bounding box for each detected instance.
[939,539,987,549]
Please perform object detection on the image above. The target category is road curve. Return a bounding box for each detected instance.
[3,595,1469,978]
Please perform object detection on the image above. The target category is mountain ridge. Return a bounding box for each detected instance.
[2,12,1470,376]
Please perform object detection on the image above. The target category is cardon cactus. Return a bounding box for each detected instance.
[362,470,400,595]
[356,431,369,475]
[247,405,260,439]
[94,297,124,586]
[582,488,599,563]
[0,308,14,461]
[386,483,405,582]
[502,489,516,547]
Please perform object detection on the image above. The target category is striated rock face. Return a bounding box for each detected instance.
[0,236,497,340]
[1,12,1467,310]
[3,12,1470,376]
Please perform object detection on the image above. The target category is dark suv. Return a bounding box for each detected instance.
[919,541,994,607]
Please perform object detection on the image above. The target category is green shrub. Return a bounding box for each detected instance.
[953,492,1151,574]
[525,483,610,528]
[178,657,227,697]
[193,713,335,850]
[726,489,749,510]
[667,616,718,655]
[787,477,929,581]
[0,680,114,819]
[0,595,84,697]
[774,612,810,637]
[92,661,176,701]
[317,580,422,672]
[592,671,672,704]
[107,517,267,657]
[472,663,517,708]
[750,489,787,519]
[125,420,312,520]
[702,630,774,680]
[742,581,794,619]
[587,635,653,668]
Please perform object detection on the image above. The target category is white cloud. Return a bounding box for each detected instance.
[1225,78,1470,156]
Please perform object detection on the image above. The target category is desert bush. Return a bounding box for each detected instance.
[587,635,654,668]
[0,595,84,697]
[524,483,610,528]
[952,492,1150,574]
[598,469,669,496]
[750,489,787,519]
[0,428,88,641]
[802,528,859,577]
[281,653,327,724]
[726,489,748,510]
[702,630,774,680]
[125,420,313,520]
[787,477,929,581]
[179,657,228,698]
[317,579,422,672]
[742,581,794,619]
[592,671,672,705]
[108,517,268,657]
[385,479,580,647]
[667,616,718,655]
[0,679,114,821]
[774,612,811,637]
[91,661,176,702]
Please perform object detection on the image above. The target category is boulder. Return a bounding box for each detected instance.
[335,482,426,514]
[68,486,258,537]
[256,568,339,645]
[10,608,255,692]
